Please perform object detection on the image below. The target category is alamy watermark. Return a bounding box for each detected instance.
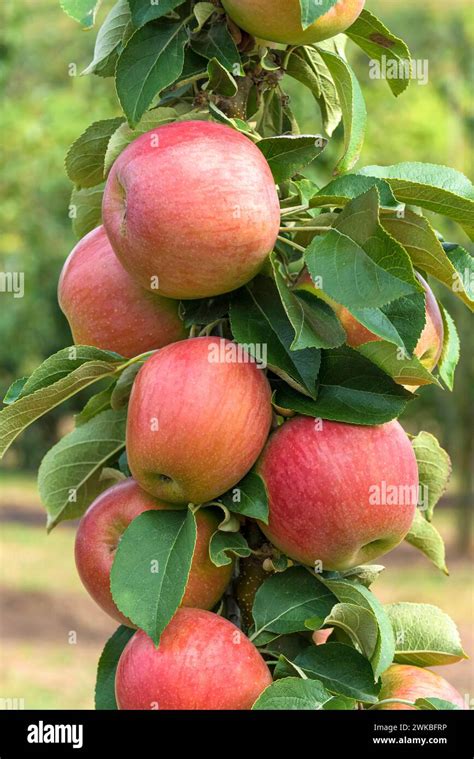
[369,56,429,86]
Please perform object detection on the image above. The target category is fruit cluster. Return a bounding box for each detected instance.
[57,115,462,710]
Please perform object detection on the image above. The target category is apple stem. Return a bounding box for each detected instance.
[277,235,306,254]
[279,226,332,233]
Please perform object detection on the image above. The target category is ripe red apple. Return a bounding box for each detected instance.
[102,121,280,299]
[296,270,444,382]
[75,479,233,626]
[127,336,273,504]
[257,416,418,570]
[222,0,365,46]
[378,664,465,710]
[58,226,186,358]
[115,608,273,709]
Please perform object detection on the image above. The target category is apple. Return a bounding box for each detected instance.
[115,608,273,709]
[127,336,273,504]
[102,121,280,300]
[58,226,186,358]
[257,416,418,570]
[378,664,465,710]
[296,270,444,382]
[75,479,233,626]
[221,0,365,46]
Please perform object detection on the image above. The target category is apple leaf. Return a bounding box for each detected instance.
[414,697,461,711]
[356,341,441,388]
[318,577,395,681]
[251,567,337,639]
[193,2,216,32]
[346,9,412,97]
[357,163,474,239]
[447,244,474,302]
[111,509,197,645]
[103,108,177,174]
[405,509,448,574]
[286,46,341,137]
[323,603,379,662]
[386,602,468,666]
[128,0,185,28]
[257,135,327,184]
[337,565,385,589]
[95,626,135,710]
[412,431,451,520]
[382,211,474,311]
[38,408,127,531]
[0,347,125,459]
[82,0,132,76]
[274,347,412,426]
[299,0,338,29]
[438,306,460,391]
[66,118,125,189]
[311,174,398,209]
[209,531,251,567]
[230,278,321,399]
[116,19,189,126]
[3,377,29,405]
[75,383,116,426]
[218,471,269,523]
[252,677,340,710]
[293,643,381,703]
[190,22,241,73]
[314,48,366,174]
[207,58,238,97]
[70,183,104,238]
[60,0,99,28]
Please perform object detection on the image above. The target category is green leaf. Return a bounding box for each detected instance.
[103,108,177,174]
[438,306,460,391]
[356,341,441,389]
[60,0,99,28]
[412,431,451,520]
[95,626,135,710]
[230,278,321,399]
[66,118,125,189]
[252,677,336,710]
[405,509,448,574]
[294,643,381,703]
[315,48,367,174]
[38,408,127,531]
[257,135,327,184]
[110,509,197,644]
[286,46,341,137]
[75,383,115,426]
[299,0,338,29]
[219,471,269,523]
[110,361,144,410]
[190,22,241,73]
[358,163,474,239]
[346,9,411,96]
[318,576,395,680]
[0,347,124,459]
[3,377,28,405]
[311,174,399,209]
[447,244,474,302]
[381,211,474,311]
[207,57,238,97]
[70,184,104,238]
[386,602,468,666]
[82,0,132,76]
[128,0,185,27]
[323,603,378,661]
[209,530,251,567]
[193,2,216,32]
[251,567,337,639]
[274,347,412,426]
[116,19,189,126]
[414,697,461,711]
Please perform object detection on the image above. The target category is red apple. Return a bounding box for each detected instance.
[378,664,465,710]
[257,416,418,570]
[115,608,273,709]
[126,336,273,504]
[222,0,365,46]
[58,226,186,358]
[102,121,280,299]
[296,270,444,382]
[75,479,233,626]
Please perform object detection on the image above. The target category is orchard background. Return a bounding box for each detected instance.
[0,0,472,709]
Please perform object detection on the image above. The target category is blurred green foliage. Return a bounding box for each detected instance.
[0,0,472,485]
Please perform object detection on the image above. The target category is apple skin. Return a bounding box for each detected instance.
[222,0,365,46]
[257,416,418,570]
[115,608,273,709]
[58,226,186,359]
[378,664,465,710]
[127,336,273,505]
[75,479,233,626]
[102,121,280,300]
[296,270,444,384]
